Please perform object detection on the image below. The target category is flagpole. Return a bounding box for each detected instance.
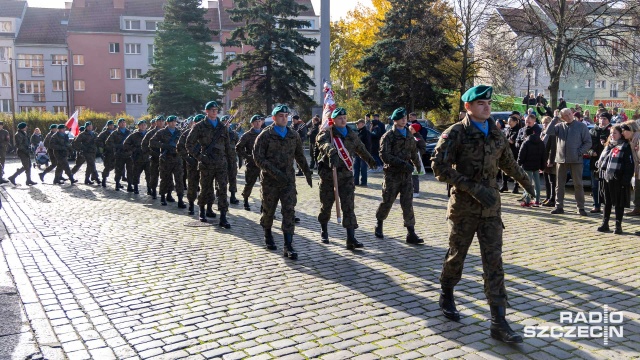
[328,121,342,224]
[322,80,342,224]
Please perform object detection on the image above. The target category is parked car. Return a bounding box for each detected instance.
[490,111,512,123]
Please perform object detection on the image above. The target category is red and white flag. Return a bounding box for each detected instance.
[320,81,336,130]
[65,110,80,136]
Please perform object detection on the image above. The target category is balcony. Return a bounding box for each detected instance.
[33,94,46,102]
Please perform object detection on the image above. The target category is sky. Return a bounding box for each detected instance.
[25,0,373,20]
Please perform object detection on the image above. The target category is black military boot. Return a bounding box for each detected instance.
[597,217,610,232]
[188,202,195,215]
[127,183,134,192]
[320,223,329,244]
[439,287,460,321]
[499,184,508,193]
[283,233,297,260]
[206,203,216,218]
[147,186,152,195]
[7,174,16,186]
[243,198,251,211]
[25,178,37,186]
[166,192,176,202]
[133,185,139,195]
[199,206,207,222]
[69,177,78,184]
[230,192,239,205]
[264,227,276,250]
[406,226,424,244]
[219,210,231,229]
[490,306,523,343]
[39,172,45,183]
[84,176,92,185]
[115,180,122,190]
[614,220,623,235]
[346,228,364,250]
[177,195,187,209]
[160,194,167,206]
[374,220,384,238]
[151,188,157,199]
[101,178,106,188]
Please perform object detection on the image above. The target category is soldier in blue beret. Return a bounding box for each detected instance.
[431,85,534,343]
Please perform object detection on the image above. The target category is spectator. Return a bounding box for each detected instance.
[409,123,427,198]
[540,115,557,207]
[500,116,521,193]
[516,114,542,151]
[354,119,372,187]
[588,112,612,213]
[370,114,385,170]
[292,115,307,176]
[596,124,634,234]
[611,107,622,124]
[30,128,43,152]
[548,108,592,215]
[583,109,592,124]
[622,121,640,216]
[558,98,567,110]
[307,115,321,170]
[518,127,546,206]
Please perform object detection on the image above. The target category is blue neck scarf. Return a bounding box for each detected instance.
[119,127,127,134]
[397,128,407,137]
[168,127,175,134]
[88,130,94,135]
[335,126,347,137]
[471,120,489,137]
[140,130,147,136]
[274,125,287,138]
[253,128,261,134]
[208,118,218,128]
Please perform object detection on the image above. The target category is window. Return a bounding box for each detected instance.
[52,80,66,91]
[53,106,67,114]
[74,80,85,91]
[73,54,84,65]
[610,82,619,98]
[20,106,46,113]
[0,47,10,61]
[51,54,68,65]
[110,68,122,79]
[17,54,43,68]
[0,73,9,87]
[124,20,141,30]
[148,44,155,65]
[299,20,315,29]
[125,43,141,54]
[0,21,11,32]
[226,51,236,60]
[559,90,565,98]
[622,80,628,90]
[308,68,315,78]
[0,99,11,113]
[111,93,122,103]
[146,21,161,30]
[126,94,142,104]
[585,80,592,88]
[31,67,44,77]
[307,89,315,98]
[75,106,86,112]
[109,43,120,53]
[126,69,142,79]
[18,80,45,94]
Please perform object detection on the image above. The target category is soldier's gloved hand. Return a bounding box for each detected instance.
[458,181,497,208]
[404,162,414,173]
[306,173,313,188]
[367,160,377,170]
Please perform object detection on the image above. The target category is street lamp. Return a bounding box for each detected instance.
[148,82,154,93]
[526,61,533,102]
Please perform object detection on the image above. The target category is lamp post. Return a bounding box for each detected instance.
[526,61,533,102]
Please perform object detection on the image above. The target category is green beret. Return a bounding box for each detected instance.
[205,101,219,110]
[117,118,126,124]
[106,120,115,126]
[390,107,406,121]
[250,114,263,123]
[150,119,156,124]
[194,114,205,123]
[186,116,193,122]
[17,122,27,129]
[49,124,57,130]
[79,126,85,132]
[166,115,177,122]
[461,85,493,103]
[331,107,347,119]
[156,115,165,121]
[221,115,231,122]
[83,122,92,127]
[271,105,290,116]
[57,124,66,130]
[137,120,147,125]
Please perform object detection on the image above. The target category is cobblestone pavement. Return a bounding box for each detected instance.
[0,157,639,360]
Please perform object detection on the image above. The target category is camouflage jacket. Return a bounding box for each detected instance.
[253,124,310,183]
[106,128,131,159]
[236,129,260,167]
[50,132,71,157]
[228,128,239,162]
[43,131,56,153]
[431,115,532,218]
[73,130,98,155]
[142,127,160,158]
[0,129,9,151]
[317,126,376,179]
[123,130,149,163]
[186,119,232,169]
[177,127,198,167]
[151,128,182,160]
[379,127,421,173]
[14,130,30,155]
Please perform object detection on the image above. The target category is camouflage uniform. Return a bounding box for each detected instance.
[253,124,310,233]
[98,129,115,181]
[178,127,199,204]
[106,128,132,185]
[151,127,184,197]
[236,129,261,199]
[124,130,150,190]
[186,119,231,210]
[71,136,86,175]
[316,126,376,228]
[142,127,161,195]
[431,115,533,306]
[227,128,239,195]
[0,127,9,178]
[375,128,422,226]
[40,130,58,177]
[73,129,99,182]
[9,130,32,182]
[50,132,74,182]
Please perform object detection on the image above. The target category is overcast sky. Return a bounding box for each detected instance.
[25,0,373,20]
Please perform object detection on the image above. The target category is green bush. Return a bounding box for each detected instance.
[0,109,145,134]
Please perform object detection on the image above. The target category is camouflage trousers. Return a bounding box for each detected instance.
[440,216,508,306]
[130,161,150,186]
[82,154,99,181]
[318,169,357,229]
[54,153,73,181]
[228,158,238,193]
[42,150,57,175]
[71,152,86,174]
[0,148,5,176]
[260,177,297,234]
[101,154,115,179]
[114,157,132,183]
[375,171,415,227]
[241,163,260,199]
[11,153,32,180]
[159,155,184,195]
[186,161,199,203]
[197,165,228,211]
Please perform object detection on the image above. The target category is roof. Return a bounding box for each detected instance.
[219,0,316,31]
[495,7,534,36]
[68,0,166,34]
[0,0,26,18]
[15,7,69,45]
[205,7,221,42]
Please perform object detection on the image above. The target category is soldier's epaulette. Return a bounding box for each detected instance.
[440,123,463,141]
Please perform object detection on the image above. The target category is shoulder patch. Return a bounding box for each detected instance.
[442,133,448,139]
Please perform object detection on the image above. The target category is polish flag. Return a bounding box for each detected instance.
[65,110,80,136]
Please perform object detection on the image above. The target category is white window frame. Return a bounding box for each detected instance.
[52,80,66,92]
[125,43,141,55]
[75,106,86,112]
[0,72,9,87]
[226,51,236,60]
[124,19,141,30]
[74,80,85,91]
[0,47,10,61]
[126,94,142,104]
[0,99,11,113]
[111,93,122,103]
[585,80,592,88]
[145,20,161,31]
[51,54,68,65]
[148,44,155,65]
[125,69,142,79]
[110,68,122,80]
[53,106,67,114]
[73,54,84,65]
[0,21,11,32]
[18,80,45,94]
[17,54,44,68]
[109,43,120,53]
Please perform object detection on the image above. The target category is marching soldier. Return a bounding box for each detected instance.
[223,116,240,205]
[178,114,204,215]
[373,107,423,244]
[39,124,60,183]
[98,120,116,187]
[431,85,535,343]
[7,122,37,186]
[72,122,100,185]
[123,120,150,195]
[186,101,232,228]
[71,126,86,175]
[236,114,264,211]
[0,121,10,183]
[50,124,77,185]
[316,108,377,249]
[253,105,312,259]
[151,116,186,208]
[106,118,132,191]
[143,116,164,198]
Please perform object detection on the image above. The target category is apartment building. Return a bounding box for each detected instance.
[0,0,27,114]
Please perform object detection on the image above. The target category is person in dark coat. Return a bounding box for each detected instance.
[558,98,567,110]
[409,123,427,197]
[354,118,372,186]
[517,127,546,205]
[540,115,557,207]
[588,112,611,213]
[370,114,386,168]
[307,116,321,170]
[500,115,521,193]
[596,124,634,234]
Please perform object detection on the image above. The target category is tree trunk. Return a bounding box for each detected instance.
[548,77,560,111]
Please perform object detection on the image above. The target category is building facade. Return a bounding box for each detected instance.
[0,0,27,114]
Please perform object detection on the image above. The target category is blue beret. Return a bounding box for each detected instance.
[117,118,126,124]
[49,124,58,130]
[461,85,493,103]
[106,120,115,126]
[250,114,263,123]
[166,115,177,122]
[390,107,406,121]
[331,107,347,119]
[194,114,205,123]
[271,105,290,116]
[57,124,66,130]
[205,101,219,110]
[17,122,27,129]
